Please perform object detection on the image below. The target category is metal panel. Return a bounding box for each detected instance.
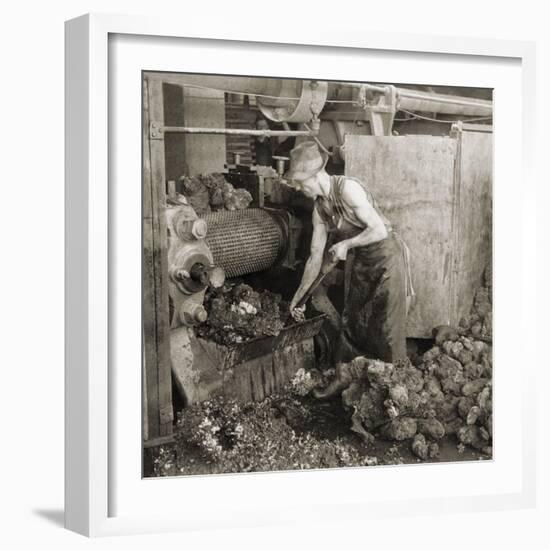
[345,135,457,337]
[452,130,493,324]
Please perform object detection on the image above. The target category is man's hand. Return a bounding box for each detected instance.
[290,304,306,322]
[328,240,349,262]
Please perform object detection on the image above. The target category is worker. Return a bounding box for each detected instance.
[286,141,414,398]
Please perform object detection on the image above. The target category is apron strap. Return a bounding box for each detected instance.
[393,232,416,316]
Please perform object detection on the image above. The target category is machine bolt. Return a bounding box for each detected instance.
[177,218,207,240]
[175,269,190,281]
[180,302,208,326]
[194,305,208,324]
[191,218,208,239]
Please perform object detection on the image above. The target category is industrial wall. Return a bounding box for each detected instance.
[345,129,492,337]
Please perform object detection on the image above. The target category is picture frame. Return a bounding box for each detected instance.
[65,12,537,537]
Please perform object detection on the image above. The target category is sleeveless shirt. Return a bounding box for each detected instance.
[314,175,392,236]
[314,175,415,309]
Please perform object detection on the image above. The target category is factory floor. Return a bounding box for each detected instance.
[144,391,487,478]
[270,394,486,466]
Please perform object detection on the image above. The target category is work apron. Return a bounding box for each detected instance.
[316,176,409,364]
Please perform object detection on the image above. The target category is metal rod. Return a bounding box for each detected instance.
[327,82,492,116]
[160,126,316,136]
[303,123,334,156]
[398,89,490,107]
[397,90,492,116]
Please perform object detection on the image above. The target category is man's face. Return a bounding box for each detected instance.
[295,175,318,198]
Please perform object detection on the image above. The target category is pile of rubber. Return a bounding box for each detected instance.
[458,264,492,340]
[326,269,493,460]
[179,172,252,215]
[339,337,492,460]
[195,283,288,345]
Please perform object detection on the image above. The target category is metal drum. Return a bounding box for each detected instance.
[202,208,288,278]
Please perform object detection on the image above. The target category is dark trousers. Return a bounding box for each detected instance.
[335,234,407,364]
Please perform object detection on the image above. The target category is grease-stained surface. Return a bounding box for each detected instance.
[346,136,457,337]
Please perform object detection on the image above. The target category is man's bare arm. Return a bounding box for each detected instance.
[342,180,388,246]
[290,207,328,309]
[327,179,388,261]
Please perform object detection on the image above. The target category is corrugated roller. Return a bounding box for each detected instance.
[203,209,288,278]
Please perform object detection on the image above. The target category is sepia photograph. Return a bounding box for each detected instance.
[142,73,493,477]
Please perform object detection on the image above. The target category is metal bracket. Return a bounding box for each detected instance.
[150,121,164,140]
[450,121,463,138]
[359,84,398,136]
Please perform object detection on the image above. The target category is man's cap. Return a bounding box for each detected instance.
[283,141,328,186]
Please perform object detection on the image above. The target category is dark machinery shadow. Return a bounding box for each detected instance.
[33,509,64,528]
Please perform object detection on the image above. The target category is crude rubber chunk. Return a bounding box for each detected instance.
[457,425,486,451]
[471,341,486,361]
[435,355,463,381]
[444,418,463,436]
[478,385,492,410]
[389,384,409,407]
[466,406,481,425]
[180,175,211,215]
[433,325,460,345]
[458,350,474,366]
[462,378,489,397]
[412,434,429,460]
[354,387,387,430]
[459,336,474,351]
[440,377,464,397]
[471,322,483,338]
[437,395,460,421]
[464,362,484,380]
[449,342,464,360]
[424,376,443,396]
[479,426,491,441]
[458,396,476,419]
[422,346,441,363]
[366,360,395,388]
[379,417,418,441]
[417,418,445,440]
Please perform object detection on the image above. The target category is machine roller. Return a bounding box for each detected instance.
[203,208,289,278]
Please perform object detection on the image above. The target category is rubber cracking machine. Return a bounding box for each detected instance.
[166,202,325,406]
